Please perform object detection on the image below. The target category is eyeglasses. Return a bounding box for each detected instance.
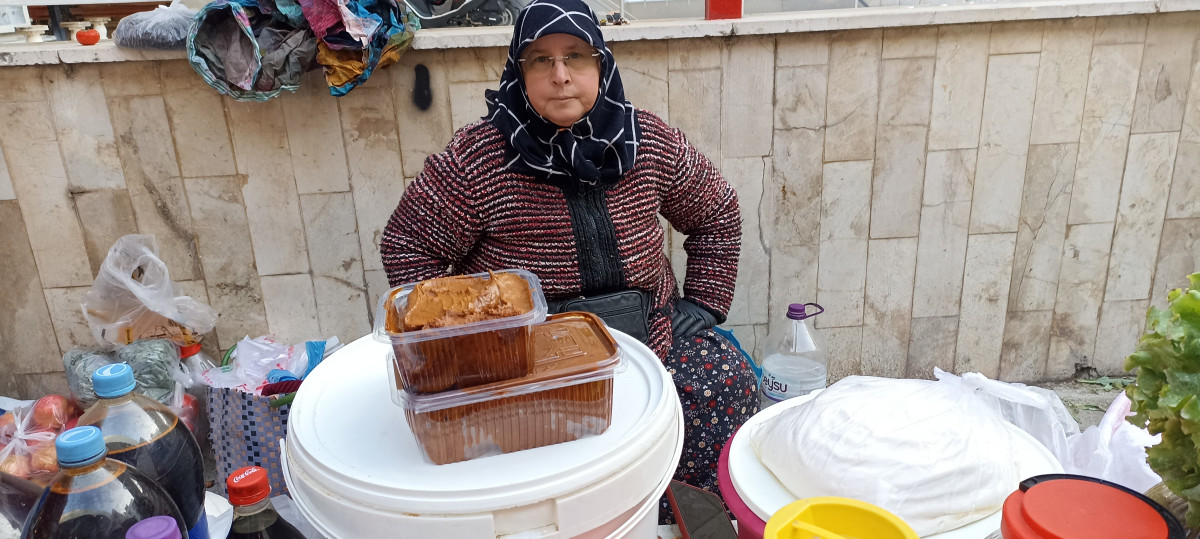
[518,51,602,77]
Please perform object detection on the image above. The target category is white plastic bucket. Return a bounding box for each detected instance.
[282,330,683,538]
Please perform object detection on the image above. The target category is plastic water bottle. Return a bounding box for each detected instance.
[1,470,43,537]
[22,426,186,538]
[78,363,208,539]
[226,466,304,539]
[758,303,827,409]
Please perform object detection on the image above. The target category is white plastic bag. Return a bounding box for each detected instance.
[934,368,1080,465]
[1062,393,1161,493]
[198,336,309,394]
[112,1,197,50]
[81,235,217,350]
[748,375,1025,535]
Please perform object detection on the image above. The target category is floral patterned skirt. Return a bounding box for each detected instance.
[658,329,759,524]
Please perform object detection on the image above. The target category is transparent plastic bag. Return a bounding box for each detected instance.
[82,235,217,350]
[112,1,197,50]
[933,368,1080,464]
[1063,393,1161,493]
[0,396,82,486]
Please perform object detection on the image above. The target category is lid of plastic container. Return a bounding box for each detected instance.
[56,426,107,467]
[179,343,202,359]
[1001,474,1183,539]
[395,312,623,413]
[371,269,548,345]
[125,515,182,539]
[285,328,677,516]
[227,466,272,506]
[93,362,137,398]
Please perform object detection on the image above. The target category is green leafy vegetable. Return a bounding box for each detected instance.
[1126,272,1200,528]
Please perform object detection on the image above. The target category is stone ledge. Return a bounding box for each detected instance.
[1,0,1196,65]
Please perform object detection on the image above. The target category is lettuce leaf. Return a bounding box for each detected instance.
[1127,272,1200,528]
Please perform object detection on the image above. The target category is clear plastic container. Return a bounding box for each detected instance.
[373,269,548,393]
[22,426,187,539]
[78,363,208,539]
[394,312,622,465]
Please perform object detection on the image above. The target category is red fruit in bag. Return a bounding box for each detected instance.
[0,413,15,445]
[0,454,30,477]
[29,443,58,475]
[31,395,74,431]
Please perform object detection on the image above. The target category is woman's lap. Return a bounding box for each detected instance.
[658,328,758,523]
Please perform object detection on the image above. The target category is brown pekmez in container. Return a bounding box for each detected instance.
[392,312,622,465]
[373,269,548,393]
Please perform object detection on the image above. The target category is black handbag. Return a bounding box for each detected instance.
[547,289,652,343]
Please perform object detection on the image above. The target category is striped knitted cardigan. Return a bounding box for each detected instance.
[380,109,741,359]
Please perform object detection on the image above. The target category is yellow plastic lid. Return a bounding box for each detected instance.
[765,497,920,539]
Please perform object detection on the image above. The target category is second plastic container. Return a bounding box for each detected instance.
[78,363,208,539]
[392,312,621,464]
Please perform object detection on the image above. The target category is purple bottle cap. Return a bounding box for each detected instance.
[786,303,825,320]
[125,516,182,539]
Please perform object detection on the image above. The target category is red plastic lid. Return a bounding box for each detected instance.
[226,466,271,506]
[179,343,202,359]
[1001,477,1171,539]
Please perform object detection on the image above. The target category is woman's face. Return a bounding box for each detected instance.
[520,33,601,128]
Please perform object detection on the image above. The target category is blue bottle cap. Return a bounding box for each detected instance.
[56,426,107,467]
[93,362,137,398]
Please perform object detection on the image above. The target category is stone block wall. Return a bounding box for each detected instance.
[1,13,1198,398]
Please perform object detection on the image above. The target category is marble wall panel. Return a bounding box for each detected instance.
[970,53,1040,234]
[954,233,1017,379]
[1105,133,1178,301]
[1069,44,1143,225]
[1009,144,1075,312]
[824,30,881,163]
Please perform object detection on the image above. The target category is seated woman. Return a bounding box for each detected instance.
[381,0,757,519]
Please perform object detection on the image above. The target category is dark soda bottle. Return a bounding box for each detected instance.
[126,515,183,539]
[22,426,186,539]
[226,466,304,539]
[1,470,43,538]
[79,363,208,539]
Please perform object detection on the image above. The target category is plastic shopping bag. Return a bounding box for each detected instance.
[1062,393,1161,493]
[0,396,83,486]
[112,0,197,50]
[81,235,217,350]
[933,368,1080,464]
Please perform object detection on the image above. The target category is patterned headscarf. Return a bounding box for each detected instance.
[484,0,640,185]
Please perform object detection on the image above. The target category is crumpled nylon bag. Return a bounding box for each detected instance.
[112,1,197,50]
[81,235,218,350]
[187,0,318,102]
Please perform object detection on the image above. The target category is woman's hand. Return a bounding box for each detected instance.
[672,298,718,338]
